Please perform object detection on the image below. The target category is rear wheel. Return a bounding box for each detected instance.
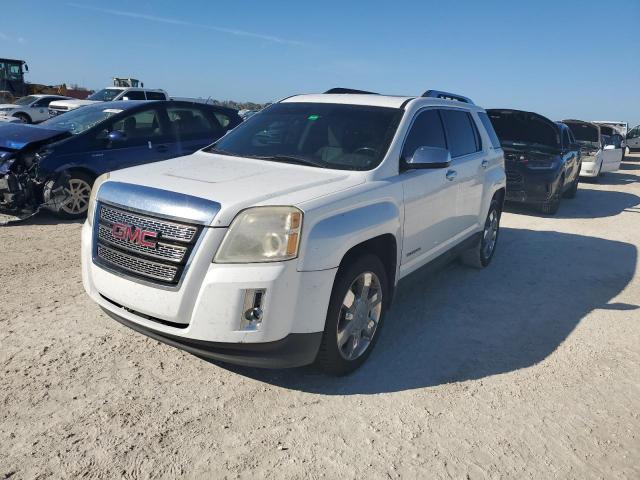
[13,112,31,124]
[55,172,94,219]
[540,177,562,215]
[461,198,501,268]
[315,254,389,375]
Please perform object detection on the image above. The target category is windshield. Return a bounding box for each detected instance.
[206,102,402,171]
[14,96,37,106]
[487,111,560,150]
[88,88,122,102]
[565,122,599,144]
[39,105,123,135]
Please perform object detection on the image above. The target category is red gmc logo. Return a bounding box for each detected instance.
[112,223,158,248]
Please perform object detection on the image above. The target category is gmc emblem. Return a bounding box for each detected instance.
[112,223,158,248]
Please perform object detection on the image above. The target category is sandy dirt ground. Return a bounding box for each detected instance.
[1,154,639,479]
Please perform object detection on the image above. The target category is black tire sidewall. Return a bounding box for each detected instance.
[316,254,389,375]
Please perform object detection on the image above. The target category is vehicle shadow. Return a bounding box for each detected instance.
[504,187,640,218]
[212,227,637,394]
[580,172,638,186]
[0,210,83,227]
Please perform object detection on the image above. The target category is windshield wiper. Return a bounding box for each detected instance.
[253,155,326,168]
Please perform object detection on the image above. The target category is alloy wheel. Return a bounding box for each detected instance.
[483,208,499,258]
[336,271,383,361]
[61,178,92,215]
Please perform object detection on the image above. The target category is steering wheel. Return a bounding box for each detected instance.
[353,147,378,156]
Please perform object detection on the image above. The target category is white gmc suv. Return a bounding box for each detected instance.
[81,88,506,375]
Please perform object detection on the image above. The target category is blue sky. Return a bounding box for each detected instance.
[2,0,639,126]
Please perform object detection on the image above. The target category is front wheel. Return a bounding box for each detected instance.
[13,112,31,124]
[461,198,501,268]
[55,172,94,219]
[315,254,389,375]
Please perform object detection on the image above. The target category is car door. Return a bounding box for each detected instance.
[560,126,579,183]
[400,108,458,272]
[601,135,623,172]
[165,104,227,157]
[440,108,485,236]
[85,106,172,171]
[627,126,640,150]
[29,97,55,123]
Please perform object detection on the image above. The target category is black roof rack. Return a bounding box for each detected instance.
[324,88,378,95]
[422,90,474,105]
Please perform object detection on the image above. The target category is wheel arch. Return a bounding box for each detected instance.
[13,111,32,123]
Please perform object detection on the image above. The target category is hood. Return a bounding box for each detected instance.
[50,99,100,108]
[562,120,600,146]
[0,123,71,151]
[105,151,366,226]
[487,109,561,151]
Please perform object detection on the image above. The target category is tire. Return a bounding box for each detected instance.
[13,112,31,124]
[563,173,579,199]
[461,198,501,269]
[53,171,94,219]
[315,254,389,376]
[540,177,562,215]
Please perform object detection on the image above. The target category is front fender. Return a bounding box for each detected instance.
[298,201,401,272]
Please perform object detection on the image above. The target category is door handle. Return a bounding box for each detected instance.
[156,145,169,153]
[446,170,457,181]
[481,160,489,169]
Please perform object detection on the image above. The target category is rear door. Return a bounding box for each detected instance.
[440,108,485,235]
[400,108,458,272]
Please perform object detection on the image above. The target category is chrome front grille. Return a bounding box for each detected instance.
[97,244,179,282]
[94,203,202,286]
[100,205,198,243]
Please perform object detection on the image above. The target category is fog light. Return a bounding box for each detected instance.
[241,289,266,330]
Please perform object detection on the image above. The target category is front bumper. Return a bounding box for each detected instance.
[82,221,337,367]
[505,167,560,204]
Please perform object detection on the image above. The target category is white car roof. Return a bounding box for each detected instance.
[283,94,414,109]
[282,93,482,111]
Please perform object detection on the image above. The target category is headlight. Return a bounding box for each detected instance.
[86,172,110,226]
[214,206,303,263]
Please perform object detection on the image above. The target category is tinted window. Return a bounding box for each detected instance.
[401,109,446,161]
[208,102,401,171]
[123,91,146,100]
[167,106,222,137]
[146,91,166,100]
[97,108,164,146]
[478,112,501,149]
[441,109,480,157]
[562,128,571,148]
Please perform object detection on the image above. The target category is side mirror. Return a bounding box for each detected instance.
[107,130,126,143]
[405,146,452,169]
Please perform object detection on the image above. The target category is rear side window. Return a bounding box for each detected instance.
[441,109,481,157]
[146,91,166,100]
[478,112,501,149]
[167,106,224,137]
[401,109,447,161]
[214,112,232,128]
[123,90,146,100]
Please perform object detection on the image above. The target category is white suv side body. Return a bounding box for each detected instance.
[81,91,506,373]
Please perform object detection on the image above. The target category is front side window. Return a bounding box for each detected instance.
[401,109,446,162]
[103,108,164,145]
[441,109,480,157]
[87,89,123,102]
[207,102,401,171]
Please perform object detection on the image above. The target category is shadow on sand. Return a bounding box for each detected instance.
[209,227,636,394]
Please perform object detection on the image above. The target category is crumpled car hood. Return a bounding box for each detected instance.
[0,123,71,152]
